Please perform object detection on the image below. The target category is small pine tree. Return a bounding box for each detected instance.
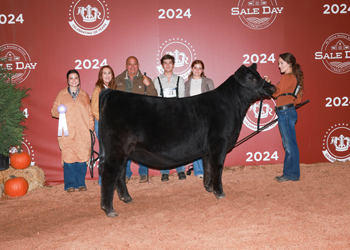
[0,52,30,156]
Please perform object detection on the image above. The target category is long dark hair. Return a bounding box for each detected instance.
[188,60,206,78]
[95,65,116,89]
[279,53,304,97]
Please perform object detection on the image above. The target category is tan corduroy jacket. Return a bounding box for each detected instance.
[51,87,94,165]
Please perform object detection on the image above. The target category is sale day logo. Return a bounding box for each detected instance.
[231,0,283,30]
[322,123,350,162]
[68,0,110,36]
[0,44,37,84]
[156,38,197,79]
[315,33,350,74]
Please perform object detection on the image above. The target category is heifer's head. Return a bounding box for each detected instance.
[234,63,275,98]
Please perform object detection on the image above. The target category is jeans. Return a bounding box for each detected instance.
[126,160,148,178]
[95,119,102,186]
[63,162,87,190]
[160,165,185,175]
[193,159,204,176]
[277,106,300,180]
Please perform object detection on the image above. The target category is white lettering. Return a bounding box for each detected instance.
[16,62,24,69]
[262,6,270,14]
[345,51,350,58]
[315,52,323,60]
[30,63,37,69]
[231,7,239,15]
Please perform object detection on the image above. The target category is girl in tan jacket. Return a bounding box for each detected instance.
[51,69,94,192]
[90,65,116,185]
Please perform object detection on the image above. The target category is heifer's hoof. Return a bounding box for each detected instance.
[205,185,213,193]
[214,191,226,199]
[123,197,133,204]
[106,209,118,217]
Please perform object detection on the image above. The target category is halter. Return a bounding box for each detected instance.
[233,74,268,131]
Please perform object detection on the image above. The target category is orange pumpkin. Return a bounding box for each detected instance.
[10,152,31,169]
[4,176,29,197]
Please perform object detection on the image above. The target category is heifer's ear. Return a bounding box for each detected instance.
[234,65,246,78]
[249,63,257,71]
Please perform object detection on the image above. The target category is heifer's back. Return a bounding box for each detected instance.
[99,63,276,217]
[99,86,227,169]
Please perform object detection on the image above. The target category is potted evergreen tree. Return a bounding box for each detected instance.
[0,53,30,171]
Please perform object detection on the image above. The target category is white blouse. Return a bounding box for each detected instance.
[190,78,202,96]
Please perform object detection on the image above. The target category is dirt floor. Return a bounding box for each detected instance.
[1,161,350,250]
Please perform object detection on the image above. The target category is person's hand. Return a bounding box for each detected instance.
[143,76,150,86]
[263,75,271,83]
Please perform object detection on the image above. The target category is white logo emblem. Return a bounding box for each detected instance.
[243,99,278,131]
[322,123,350,162]
[315,33,350,74]
[0,44,37,84]
[231,0,283,30]
[68,0,110,36]
[156,38,197,79]
[9,138,36,166]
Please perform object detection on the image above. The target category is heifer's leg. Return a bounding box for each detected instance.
[101,155,132,217]
[209,143,227,199]
[100,156,119,217]
[115,158,133,203]
[202,154,213,193]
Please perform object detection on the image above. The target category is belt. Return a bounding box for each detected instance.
[275,103,294,111]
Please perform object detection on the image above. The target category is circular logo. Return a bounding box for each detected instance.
[322,123,350,162]
[9,138,36,166]
[243,98,278,131]
[232,0,282,30]
[0,44,36,84]
[68,0,110,36]
[317,33,350,74]
[156,38,197,79]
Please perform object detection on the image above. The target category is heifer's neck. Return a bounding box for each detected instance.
[218,76,257,118]
[217,76,259,149]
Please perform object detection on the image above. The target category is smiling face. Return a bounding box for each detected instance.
[126,57,139,78]
[278,57,292,74]
[68,73,80,88]
[102,67,112,85]
[191,63,203,79]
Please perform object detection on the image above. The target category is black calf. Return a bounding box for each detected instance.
[99,63,275,217]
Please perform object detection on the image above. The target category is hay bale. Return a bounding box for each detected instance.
[0,165,45,192]
[0,183,4,198]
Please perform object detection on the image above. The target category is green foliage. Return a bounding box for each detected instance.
[0,53,30,156]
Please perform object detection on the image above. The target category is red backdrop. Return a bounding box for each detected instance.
[1,0,350,185]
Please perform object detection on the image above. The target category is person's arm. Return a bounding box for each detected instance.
[207,78,215,91]
[153,77,161,97]
[91,87,100,121]
[51,92,61,118]
[145,76,158,96]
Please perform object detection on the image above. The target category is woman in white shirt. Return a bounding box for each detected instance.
[184,60,215,178]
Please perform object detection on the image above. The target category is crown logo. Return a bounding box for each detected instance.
[249,103,272,119]
[77,5,101,23]
[331,40,350,51]
[331,134,350,152]
[248,0,267,6]
[165,50,189,67]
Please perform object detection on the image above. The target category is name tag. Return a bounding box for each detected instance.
[163,88,177,98]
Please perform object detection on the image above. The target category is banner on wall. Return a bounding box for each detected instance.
[1,0,350,185]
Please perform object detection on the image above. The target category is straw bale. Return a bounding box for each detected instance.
[0,183,4,198]
[0,165,45,192]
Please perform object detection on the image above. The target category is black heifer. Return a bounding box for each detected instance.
[99,63,275,217]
